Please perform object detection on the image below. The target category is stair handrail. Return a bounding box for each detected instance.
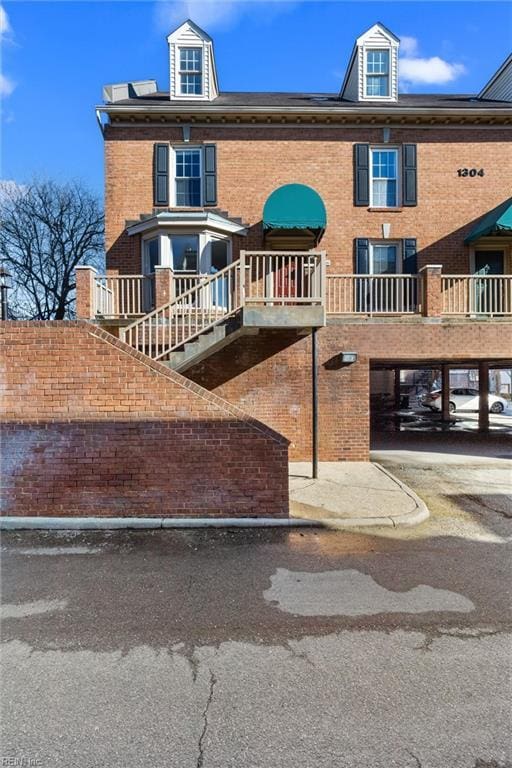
[120,260,243,360]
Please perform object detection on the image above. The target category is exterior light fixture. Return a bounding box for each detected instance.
[340,352,358,364]
[0,266,11,321]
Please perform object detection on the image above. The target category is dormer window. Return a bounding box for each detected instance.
[339,23,399,103]
[179,47,202,95]
[365,50,390,97]
[168,20,219,102]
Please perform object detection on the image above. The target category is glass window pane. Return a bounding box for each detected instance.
[144,238,159,273]
[366,75,389,97]
[175,148,201,205]
[371,149,398,206]
[170,235,199,272]
[367,50,389,74]
[180,74,202,94]
[372,245,397,275]
[180,48,201,71]
[211,240,229,271]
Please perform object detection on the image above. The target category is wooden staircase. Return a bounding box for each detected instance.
[120,252,326,371]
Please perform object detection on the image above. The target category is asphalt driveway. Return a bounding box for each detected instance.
[1,446,511,768]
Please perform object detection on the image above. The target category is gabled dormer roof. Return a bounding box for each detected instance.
[167,19,218,102]
[340,22,400,103]
[166,19,213,45]
[479,53,512,102]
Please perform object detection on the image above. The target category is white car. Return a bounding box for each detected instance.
[424,388,508,414]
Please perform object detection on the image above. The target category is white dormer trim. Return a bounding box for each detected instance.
[167,19,219,102]
[340,23,399,103]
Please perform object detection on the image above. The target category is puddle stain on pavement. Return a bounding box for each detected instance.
[264,568,474,617]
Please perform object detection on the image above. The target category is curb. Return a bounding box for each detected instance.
[0,466,429,532]
[0,517,320,530]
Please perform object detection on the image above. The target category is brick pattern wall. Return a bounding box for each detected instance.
[104,124,512,275]
[186,320,512,461]
[0,322,289,518]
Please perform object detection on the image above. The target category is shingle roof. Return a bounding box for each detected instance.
[103,91,512,110]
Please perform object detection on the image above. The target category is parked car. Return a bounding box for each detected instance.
[421,388,508,414]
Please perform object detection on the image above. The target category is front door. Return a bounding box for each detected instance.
[474,250,505,313]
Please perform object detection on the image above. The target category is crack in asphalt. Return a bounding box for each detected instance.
[414,626,509,652]
[197,669,216,768]
[406,749,422,768]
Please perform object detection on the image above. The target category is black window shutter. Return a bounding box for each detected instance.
[354,144,370,207]
[355,238,370,273]
[153,144,169,206]
[402,238,417,274]
[203,144,217,206]
[402,144,417,206]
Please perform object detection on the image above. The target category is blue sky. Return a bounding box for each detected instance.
[1,1,511,196]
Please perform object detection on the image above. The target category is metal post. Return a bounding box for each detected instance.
[0,267,11,321]
[478,361,490,433]
[312,328,319,479]
[441,364,451,423]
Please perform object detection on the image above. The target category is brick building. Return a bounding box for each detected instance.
[4,20,512,518]
[80,19,512,451]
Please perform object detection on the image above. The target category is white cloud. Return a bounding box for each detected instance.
[400,56,466,85]
[400,36,419,57]
[0,5,10,38]
[0,73,16,97]
[155,0,296,33]
[399,36,466,86]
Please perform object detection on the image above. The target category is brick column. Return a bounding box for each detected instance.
[75,266,97,320]
[420,265,443,318]
[154,266,174,308]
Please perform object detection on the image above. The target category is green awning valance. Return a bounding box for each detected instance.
[465,197,512,243]
[263,184,327,231]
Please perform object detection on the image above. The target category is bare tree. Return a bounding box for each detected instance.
[0,179,104,319]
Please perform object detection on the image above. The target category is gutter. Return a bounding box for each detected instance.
[96,104,512,119]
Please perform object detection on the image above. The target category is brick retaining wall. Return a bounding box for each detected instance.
[0,323,289,518]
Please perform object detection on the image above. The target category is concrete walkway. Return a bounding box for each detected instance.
[289,462,429,528]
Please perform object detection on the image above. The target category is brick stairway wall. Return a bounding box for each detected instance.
[0,322,289,518]
[186,320,512,461]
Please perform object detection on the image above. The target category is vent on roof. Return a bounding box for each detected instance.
[103,80,158,103]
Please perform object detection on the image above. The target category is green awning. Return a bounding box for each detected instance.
[465,197,512,243]
[263,184,327,231]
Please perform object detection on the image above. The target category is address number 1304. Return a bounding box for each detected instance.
[457,168,485,177]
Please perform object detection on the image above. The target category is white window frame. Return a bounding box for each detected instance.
[364,48,391,99]
[369,241,402,275]
[369,146,400,209]
[171,145,203,207]
[141,230,232,276]
[178,46,203,96]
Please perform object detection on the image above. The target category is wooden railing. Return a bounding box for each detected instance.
[243,251,325,305]
[173,273,206,298]
[93,275,154,317]
[121,261,242,360]
[442,275,512,316]
[326,274,420,315]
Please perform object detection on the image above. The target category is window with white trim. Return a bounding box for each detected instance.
[175,148,202,206]
[370,242,400,274]
[370,147,399,207]
[179,47,202,95]
[365,49,390,97]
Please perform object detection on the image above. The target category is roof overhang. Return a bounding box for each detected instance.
[126,211,248,237]
[465,197,512,243]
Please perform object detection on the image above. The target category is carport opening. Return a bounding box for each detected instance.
[370,362,512,449]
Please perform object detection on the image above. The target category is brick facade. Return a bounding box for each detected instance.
[0,323,289,518]
[104,124,512,275]
[186,320,512,461]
